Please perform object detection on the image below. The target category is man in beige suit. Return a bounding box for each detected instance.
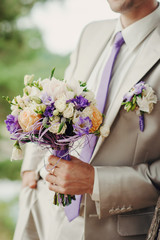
[14,0,160,239]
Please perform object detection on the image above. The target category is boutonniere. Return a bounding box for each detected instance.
[122,81,157,132]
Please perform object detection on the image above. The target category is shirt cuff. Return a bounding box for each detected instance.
[91,167,100,201]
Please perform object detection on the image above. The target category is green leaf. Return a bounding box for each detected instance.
[2,96,12,104]
[50,68,55,79]
[79,81,87,87]
[68,195,72,204]
[121,101,127,106]
[132,95,137,105]
[72,195,76,200]
[131,103,136,111]
[58,121,65,133]
[83,87,88,92]
[125,102,132,112]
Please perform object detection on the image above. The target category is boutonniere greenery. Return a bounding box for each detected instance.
[121,81,157,132]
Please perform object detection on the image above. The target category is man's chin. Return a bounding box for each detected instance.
[107,0,133,13]
[107,0,123,13]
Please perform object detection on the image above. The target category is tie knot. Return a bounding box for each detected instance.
[114,31,125,48]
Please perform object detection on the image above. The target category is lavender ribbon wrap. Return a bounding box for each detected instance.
[139,114,144,132]
[52,147,76,208]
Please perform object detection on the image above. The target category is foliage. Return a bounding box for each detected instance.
[0,48,69,122]
[0,198,19,240]
[0,160,22,180]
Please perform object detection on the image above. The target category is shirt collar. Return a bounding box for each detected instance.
[112,5,160,50]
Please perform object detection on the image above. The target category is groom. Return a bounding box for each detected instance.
[18,0,160,239]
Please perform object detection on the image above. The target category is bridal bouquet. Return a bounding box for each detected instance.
[4,69,106,206]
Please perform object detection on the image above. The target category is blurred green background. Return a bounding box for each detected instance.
[0,0,69,239]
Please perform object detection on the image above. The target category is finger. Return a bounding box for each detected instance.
[46,173,57,185]
[48,155,60,165]
[48,155,66,167]
[46,163,55,172]
[48,183,66,194]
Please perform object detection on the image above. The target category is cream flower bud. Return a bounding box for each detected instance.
[100,125,110,138]
[49,123,67,135]
[24,74,34,86]
[54,96,67,112]
[50,116,60,123]
[15,95,25,109]
[53,109,59,116]
[11,142,23,161]
[34,104,46,113]
[83,91,96,104]
[23,86,32,96]
[30,96,42,104]
[82,106,93,119]
[63,103,74,118]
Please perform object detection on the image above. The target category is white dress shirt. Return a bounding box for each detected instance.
[91,5,160,201]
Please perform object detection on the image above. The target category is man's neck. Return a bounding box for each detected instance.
[120,1,158,28]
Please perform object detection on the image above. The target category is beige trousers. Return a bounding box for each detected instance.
[13,180,84,240]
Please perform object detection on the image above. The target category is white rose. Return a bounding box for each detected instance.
[143,85,157,103]
[54,95,67,112]
[11,146,23,161]
[24,74,34,86]
[63,103,74,118]
[82,106,93,119]
[100,125,110,138]
[49,123,67,135]
[136,97,154,114]
[41,77,67,100]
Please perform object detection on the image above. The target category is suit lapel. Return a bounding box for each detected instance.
[90,26,160,163]
[73,20,117,83]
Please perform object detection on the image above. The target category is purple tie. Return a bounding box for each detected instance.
[65,32,125,221]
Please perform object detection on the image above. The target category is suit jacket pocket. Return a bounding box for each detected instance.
[117,212,154,237]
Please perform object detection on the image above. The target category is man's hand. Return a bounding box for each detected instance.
[45,155,94,195]
[22,171,37,189]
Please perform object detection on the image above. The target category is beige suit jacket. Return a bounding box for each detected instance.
[21,19,160,240]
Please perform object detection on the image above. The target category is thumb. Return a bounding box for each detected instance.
[29,180,37,189]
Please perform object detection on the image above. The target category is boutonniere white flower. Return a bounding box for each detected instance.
[122,81,157,131]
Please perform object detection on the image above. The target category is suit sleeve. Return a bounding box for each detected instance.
[94,161,160,218]
[21,143,48,174]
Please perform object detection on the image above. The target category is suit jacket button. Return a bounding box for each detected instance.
[115,208,120,214]
[121,207,126,213]
[109,208,114,214]
[127,206,132,211]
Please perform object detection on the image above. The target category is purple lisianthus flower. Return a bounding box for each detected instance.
[123,81,146,102]
[5,114,21,134]
[44,102,55,117]
[73,116,92,136]
[41,93,54,105]
[67,95,90,110]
